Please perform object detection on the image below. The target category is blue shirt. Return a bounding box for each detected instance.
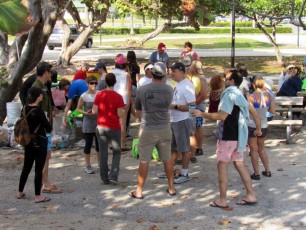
[149,51,169,67]
[68,79,88,99]
[278,75,302,96]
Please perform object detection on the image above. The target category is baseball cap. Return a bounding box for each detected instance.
[181,56,193,67]
[93,62,106,71]
[144,63,154,72]
[151,62,166,77]
[115,55,127,64]
[170,62,185,73]
[158,43,166,51]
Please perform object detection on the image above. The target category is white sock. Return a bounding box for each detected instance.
[181,169,188,176]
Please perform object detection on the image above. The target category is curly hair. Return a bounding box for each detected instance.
[210,74,224,91]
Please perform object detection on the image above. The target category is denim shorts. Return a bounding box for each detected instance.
[46,133,52,152]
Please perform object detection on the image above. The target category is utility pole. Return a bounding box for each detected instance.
[231,0,236,68]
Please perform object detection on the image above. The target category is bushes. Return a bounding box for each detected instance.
[97,26,292,35]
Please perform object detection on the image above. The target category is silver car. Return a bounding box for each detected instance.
[47,26,93,50]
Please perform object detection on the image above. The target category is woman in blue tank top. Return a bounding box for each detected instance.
[248,75,275,181]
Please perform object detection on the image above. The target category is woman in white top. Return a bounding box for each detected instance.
[111,54,132,151]
[248,75,275,180]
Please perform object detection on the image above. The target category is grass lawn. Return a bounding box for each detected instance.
[95,36,292,49]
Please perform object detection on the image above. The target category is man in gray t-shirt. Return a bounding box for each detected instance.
[129,62,176,200]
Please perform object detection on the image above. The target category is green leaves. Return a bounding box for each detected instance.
[0,0,38,35]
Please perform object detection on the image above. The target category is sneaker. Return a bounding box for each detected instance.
[195,149,204,156]
[157,172,167,179]
[96,166,100,171]
[84,166,94,174]
[174,174,190,184]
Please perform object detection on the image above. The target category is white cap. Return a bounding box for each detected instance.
[144,64,154,72]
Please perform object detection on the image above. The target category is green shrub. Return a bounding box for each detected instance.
[96,26,292,35]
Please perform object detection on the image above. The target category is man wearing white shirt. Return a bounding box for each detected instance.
[138,63,153,88]
[169,62,196,184]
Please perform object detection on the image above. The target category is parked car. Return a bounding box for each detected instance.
[47,26,93,50]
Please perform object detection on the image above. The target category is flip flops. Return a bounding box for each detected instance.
[42,186,62,194]
[166,189,176,196]
[209,201,229,209]
[35,197,51,203]
[236,200,258,206]
[129,191,144,200]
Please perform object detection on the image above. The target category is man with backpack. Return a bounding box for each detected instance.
[31,62,61,194]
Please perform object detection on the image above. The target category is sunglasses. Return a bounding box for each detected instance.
[89,82,98,85]
[289,67,296,71]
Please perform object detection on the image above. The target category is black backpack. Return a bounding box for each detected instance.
[14,108,40,147]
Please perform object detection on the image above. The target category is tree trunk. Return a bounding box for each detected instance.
[0,0,58,124]
[255,19,283,64]
[57,18,72,66]
[58,2,110,66]
[137,22,188,46]
[0,32,9,65]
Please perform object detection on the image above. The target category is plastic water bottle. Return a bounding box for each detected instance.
[189,105,197,132]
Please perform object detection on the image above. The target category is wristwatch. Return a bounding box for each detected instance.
[174,105,178,110]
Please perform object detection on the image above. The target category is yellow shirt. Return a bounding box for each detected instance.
[187,75,201,95]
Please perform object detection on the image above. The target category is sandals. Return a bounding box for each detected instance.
[250,173,260,180]
[262,171,272,177]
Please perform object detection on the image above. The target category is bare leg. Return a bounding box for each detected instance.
[120,111,127,147]
[164,160,175,194]
[42,151,51,189]
[195,126,204,150]
[189,135,197,158]
[84,154,91,167]
[248,137,260,175]
[171,150,178,169]
[216,161,229,205]
[257,138,270,172]
[182,151,190,170]
[176,152,182,161]
[233,161,257,202]
[135,161,149,197]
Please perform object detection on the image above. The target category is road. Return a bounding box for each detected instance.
[42,33,306,62]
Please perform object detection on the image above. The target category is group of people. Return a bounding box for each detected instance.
[16,42,304,208]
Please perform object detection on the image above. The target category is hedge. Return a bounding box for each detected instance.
[97,26,292,35]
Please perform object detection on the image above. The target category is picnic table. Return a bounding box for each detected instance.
[270,96,304,144]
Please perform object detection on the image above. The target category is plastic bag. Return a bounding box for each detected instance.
[132,138,159,160]
[52,89,66,107]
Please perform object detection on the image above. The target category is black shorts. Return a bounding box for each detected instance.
[248,127,268,138]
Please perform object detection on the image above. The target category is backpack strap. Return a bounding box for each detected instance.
[22,107,41,135]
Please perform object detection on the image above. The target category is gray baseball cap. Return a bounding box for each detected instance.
[151,62,166,77]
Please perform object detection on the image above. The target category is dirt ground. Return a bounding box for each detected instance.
[1,116,306,230]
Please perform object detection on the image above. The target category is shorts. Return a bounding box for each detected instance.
[248,127,268,138]
[196,117,204,128]
[138,128,172,162]
[216,140,243,163]
[171,119,191,153]
[195,108,204,128]
[46,133,52,152]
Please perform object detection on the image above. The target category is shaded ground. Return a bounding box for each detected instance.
[1,117,306,229]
